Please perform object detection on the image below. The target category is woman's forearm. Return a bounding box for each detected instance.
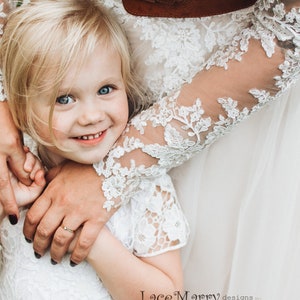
[95,1,300,211]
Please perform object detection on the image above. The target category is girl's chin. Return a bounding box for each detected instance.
[71,154,105,165]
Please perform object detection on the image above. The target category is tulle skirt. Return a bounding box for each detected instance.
[171,82,300,299]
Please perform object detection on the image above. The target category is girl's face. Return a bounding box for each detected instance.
[33,43,129,165]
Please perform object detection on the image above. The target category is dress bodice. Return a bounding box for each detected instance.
[104,0,253,99]
[0,211,110,299]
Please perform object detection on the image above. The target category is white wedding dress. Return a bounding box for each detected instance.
[1,1,300,300]
[99,1,300,299]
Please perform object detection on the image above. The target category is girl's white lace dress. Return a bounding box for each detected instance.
[1,0,300,299]
[0,177,189,299]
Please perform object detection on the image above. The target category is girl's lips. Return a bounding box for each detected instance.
[77,131,103,140]
[73,130,106,145]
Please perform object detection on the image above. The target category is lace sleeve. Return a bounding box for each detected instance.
[131,175,189,257]
[94,0,300,211]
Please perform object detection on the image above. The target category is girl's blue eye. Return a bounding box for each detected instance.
[56,95,74,105]
[98,86,113,95]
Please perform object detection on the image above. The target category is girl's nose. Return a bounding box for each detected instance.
[78,101,105,126]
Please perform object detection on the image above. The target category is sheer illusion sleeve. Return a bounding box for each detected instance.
[94,0,300,211]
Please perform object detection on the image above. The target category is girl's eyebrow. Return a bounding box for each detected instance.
[57,84,74,95]
[57,73,125,94]
[57,88,71,95]
[98,77,124,85]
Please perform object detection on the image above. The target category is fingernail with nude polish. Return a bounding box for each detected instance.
[8,214,18,225]
[34,252,41,259]
[70,260,77,267]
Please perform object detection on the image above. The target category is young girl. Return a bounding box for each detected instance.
[0,0,189,299]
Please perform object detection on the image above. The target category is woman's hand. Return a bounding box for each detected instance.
[0,101,32,223]
[23,160,116,265]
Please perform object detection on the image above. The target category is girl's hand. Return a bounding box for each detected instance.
[10,148,46,208]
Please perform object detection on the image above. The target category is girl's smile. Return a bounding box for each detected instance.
[72,130,106,145]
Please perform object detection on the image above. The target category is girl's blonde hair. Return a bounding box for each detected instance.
[0,0,145,146]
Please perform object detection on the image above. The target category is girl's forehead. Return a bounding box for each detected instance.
[32,37,120,88]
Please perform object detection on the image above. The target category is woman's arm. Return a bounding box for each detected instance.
[0,101,33,216]
[0,0,32,222]
[94,0,300,211]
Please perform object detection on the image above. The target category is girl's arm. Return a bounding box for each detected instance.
[87,228,183,300]
[71,180,187,300]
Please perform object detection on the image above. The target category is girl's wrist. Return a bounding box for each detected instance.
[86,226,110,262]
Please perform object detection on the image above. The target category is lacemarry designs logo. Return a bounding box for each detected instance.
[140,292,221,299]
[140,291,259,300]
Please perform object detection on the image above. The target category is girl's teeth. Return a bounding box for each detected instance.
[79,132,102,140]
